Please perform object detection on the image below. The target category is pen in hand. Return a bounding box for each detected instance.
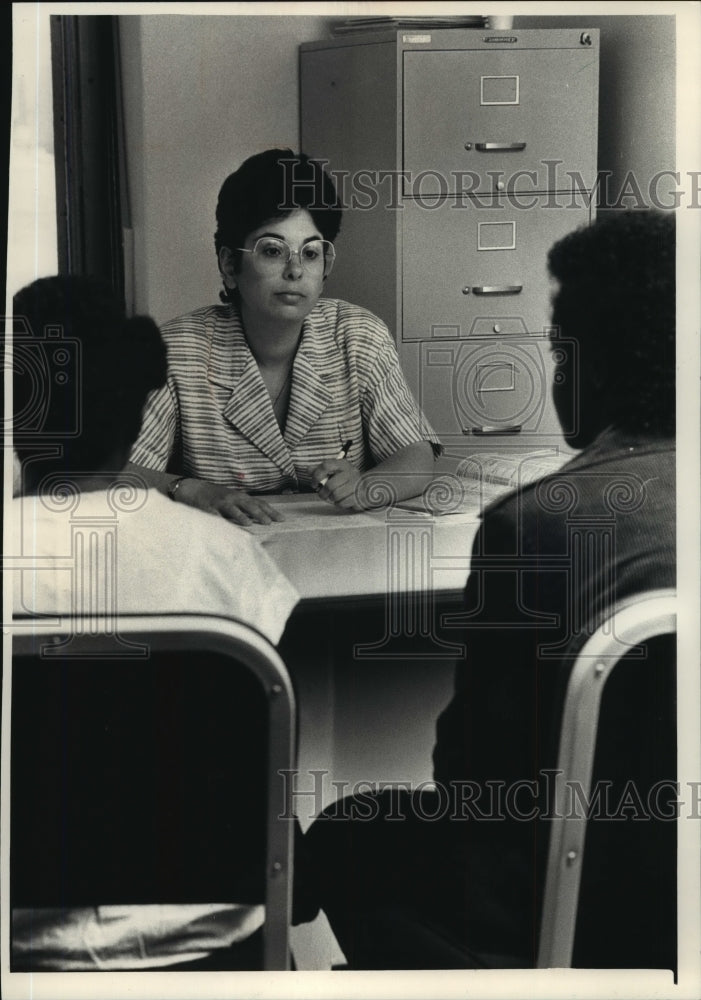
[318,439,353,488]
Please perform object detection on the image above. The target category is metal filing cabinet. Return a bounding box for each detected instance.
[300,28,599,454]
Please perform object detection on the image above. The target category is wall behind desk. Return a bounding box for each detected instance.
[119,14,330,325]
[119,13,677,328]
[514,14,676,204]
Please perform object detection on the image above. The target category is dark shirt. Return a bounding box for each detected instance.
[432,427,676,965]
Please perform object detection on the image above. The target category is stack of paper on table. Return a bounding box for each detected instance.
[396,450,571,516]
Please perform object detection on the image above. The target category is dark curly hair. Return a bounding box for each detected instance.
[547,210,675,442]
[214,148,343,304]
[13,275,167,490]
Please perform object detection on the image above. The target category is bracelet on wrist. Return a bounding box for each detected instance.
[167,476,187,501]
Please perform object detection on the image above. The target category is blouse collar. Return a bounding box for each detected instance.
[205,302,339,474]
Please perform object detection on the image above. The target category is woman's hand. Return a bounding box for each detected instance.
[311,459,367,511]
[311,441,437,512]
[176,478,285,526]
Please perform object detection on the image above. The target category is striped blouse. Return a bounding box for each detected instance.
[130,298,441,494]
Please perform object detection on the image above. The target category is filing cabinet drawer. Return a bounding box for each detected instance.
[403,47,598,195]
[401,198,590,341]
[418,337,571,442]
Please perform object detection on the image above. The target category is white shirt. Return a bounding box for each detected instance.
[12,487,298,645]
[10,486,298,968]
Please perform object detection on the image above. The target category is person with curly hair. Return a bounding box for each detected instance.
[126,148,441,525]
[11,274,302,971]
[547,208,675,444]
[12,274,298,641]
[298,211,676,971]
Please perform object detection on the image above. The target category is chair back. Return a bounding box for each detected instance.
[7,614,296,971]
[537,589,677,969]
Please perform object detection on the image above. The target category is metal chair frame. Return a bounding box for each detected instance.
[537,588,677,968]
[6,613,296,972]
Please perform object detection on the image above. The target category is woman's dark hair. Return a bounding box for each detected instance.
[13,275,167,487]
[214,148,343,303]
[547,210,675,438]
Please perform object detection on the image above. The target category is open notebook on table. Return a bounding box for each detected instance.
[396,449,571,515]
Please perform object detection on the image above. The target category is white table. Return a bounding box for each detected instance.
[246,493,483,818]
[248,493,481,603]
[252,493,484,969]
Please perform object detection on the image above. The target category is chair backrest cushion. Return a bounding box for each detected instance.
[11,648,269,906]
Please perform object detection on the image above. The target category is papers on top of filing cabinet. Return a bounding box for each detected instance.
[330,17,486,36]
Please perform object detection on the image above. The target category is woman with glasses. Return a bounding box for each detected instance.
[127,149,441,525]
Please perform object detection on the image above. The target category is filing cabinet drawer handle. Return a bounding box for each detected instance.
[472,285,523,296]
[464,425,523,436]
[475,142,527,152]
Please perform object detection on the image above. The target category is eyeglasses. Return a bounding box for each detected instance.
[233,237,336,278]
